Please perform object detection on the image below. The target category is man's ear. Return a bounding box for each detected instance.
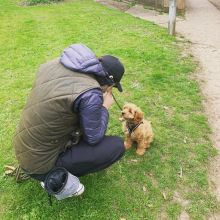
[106,85,113,93]
[101,85,109,93]
[134,110,144,123]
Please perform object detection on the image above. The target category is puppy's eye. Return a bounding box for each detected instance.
[129,109,132,113]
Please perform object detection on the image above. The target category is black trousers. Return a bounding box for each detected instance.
[30,136,125,182]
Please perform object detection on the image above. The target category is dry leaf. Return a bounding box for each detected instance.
[162,192,167,200]
[130,159,138,163]
[144,172,152,176]
[4,170,14,175]
[4,165,16,171]
[143,186,147,192]
[179,167,183,178]
[120,218,126,220]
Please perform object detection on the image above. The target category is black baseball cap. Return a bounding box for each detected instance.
[99,55,124,92]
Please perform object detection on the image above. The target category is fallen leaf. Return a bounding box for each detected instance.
[143,186,147,192]
[144,172,152,176]
[130,159,138,163]
[162,192,167,200]
[179,167,183,178]
[4,170,14,175]
[4,165,16,171]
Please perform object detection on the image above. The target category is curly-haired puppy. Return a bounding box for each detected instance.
[120,103,154,155]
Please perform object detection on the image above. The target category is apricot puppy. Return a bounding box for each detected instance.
[120,103,153,155]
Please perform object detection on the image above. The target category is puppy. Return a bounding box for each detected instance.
[120,103,153,155]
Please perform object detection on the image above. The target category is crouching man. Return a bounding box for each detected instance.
[13,43,125,200]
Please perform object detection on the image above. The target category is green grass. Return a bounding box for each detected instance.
[0,0,218,219]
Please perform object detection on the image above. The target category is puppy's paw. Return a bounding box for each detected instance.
[124,141,132,149]
[136,148,145,156]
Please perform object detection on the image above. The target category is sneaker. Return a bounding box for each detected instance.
[40,181,85,198]
[40,167,85,200]
[70,183,84,197]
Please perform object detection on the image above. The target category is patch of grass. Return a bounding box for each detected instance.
[0,0,218,219]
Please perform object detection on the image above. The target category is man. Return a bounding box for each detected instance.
[13,43,125,200]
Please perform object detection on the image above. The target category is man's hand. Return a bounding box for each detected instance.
[103,88,114,109]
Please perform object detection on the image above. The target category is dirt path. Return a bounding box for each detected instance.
[209,0,220,10]
[174,0,220,203]
[175,1,220,218]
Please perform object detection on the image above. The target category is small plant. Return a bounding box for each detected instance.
[26,0,63,5]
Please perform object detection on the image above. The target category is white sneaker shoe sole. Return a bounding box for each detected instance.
[71,183,85,197]
[40,182,85,197]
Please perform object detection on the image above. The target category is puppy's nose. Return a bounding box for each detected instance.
[121,111,125,115]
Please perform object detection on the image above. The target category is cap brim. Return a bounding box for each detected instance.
[114,82,123,92]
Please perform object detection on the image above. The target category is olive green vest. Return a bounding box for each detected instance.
[13,58,100,174]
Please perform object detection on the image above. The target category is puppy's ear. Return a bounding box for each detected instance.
[134,110,144,123]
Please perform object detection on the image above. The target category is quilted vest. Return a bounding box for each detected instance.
[13,58,100,174]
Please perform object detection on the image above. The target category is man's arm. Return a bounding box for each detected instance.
[73,89,109,145]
